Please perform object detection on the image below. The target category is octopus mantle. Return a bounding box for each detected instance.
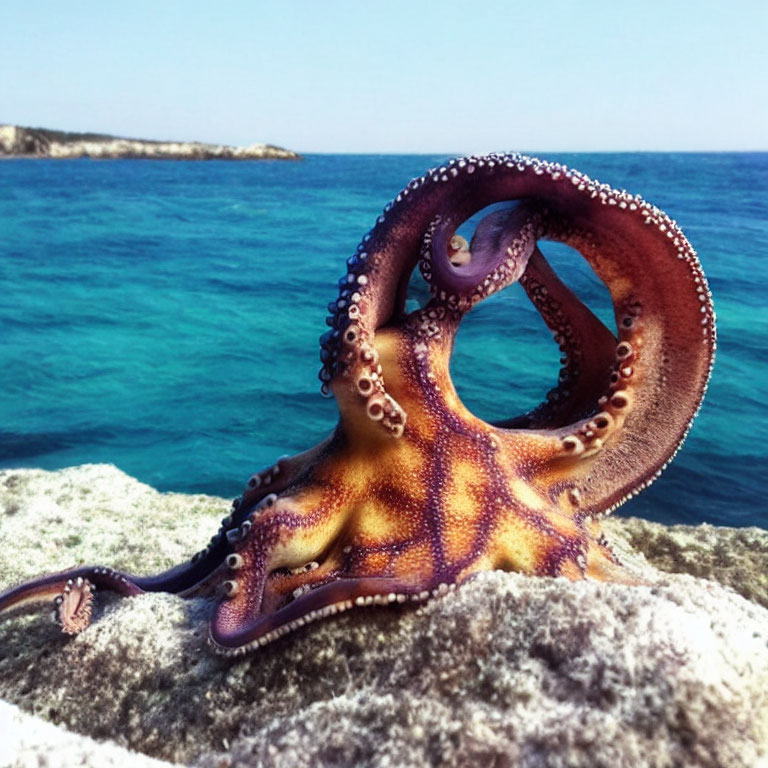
[0,152,715,655]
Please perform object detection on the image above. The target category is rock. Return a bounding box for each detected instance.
[0,125,300,160]
[0,699,174,768]
[0,464,230,591]
[604,516,768,609]
[0,465,766,768]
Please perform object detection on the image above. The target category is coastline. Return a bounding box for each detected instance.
[0,124,301,160]
[1,464,766,767]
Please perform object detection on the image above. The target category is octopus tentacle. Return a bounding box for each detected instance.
[0,447,326,632]
[210,487,351,651]
[55,577,95,635]
[239,439,332,508]
[419,204,541,309]
[323,154,714,510]
[211,576,427,655]
[517,193,714,515]
[500,246,617,429]
[0,566,143,634]
[0,541,231,634]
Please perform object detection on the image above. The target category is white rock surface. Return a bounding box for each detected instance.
[0,699,174,768]
[0,465,766,768]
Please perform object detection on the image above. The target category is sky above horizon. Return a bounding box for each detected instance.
[2,1,766,154]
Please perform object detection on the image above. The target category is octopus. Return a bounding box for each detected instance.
[0,152,716,656]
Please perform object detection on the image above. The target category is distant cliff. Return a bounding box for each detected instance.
[0,125,300,160]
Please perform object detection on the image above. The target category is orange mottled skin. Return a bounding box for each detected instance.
[213,306,630,652]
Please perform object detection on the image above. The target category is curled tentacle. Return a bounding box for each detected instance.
[322,153,714,514]
[500,246,617,428]
[0,566,143,635]
[56,577,95,634]
[419,204,541,310]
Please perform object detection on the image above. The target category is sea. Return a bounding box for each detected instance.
[0,153,766,528]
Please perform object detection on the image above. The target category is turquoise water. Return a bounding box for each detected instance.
[0,154,766,527]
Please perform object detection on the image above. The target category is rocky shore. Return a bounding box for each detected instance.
[0,465,766,768]
[0,125,300,160]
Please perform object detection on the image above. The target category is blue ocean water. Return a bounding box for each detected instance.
[0,153,766,528]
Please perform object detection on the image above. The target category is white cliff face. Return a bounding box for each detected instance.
[0,125,19,153]
[0,125,299,160]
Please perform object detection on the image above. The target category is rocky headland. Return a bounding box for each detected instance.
[0,465,766,768]
[0,124,300,160]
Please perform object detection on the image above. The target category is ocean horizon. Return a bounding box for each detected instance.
[0,152,766,529]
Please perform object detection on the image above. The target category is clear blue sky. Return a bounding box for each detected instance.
[2,0,765,153]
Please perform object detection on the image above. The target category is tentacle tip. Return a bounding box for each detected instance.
[56,577,95,635]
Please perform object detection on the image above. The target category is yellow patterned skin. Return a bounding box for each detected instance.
[0,153,715,656]
[212,314,631,654]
